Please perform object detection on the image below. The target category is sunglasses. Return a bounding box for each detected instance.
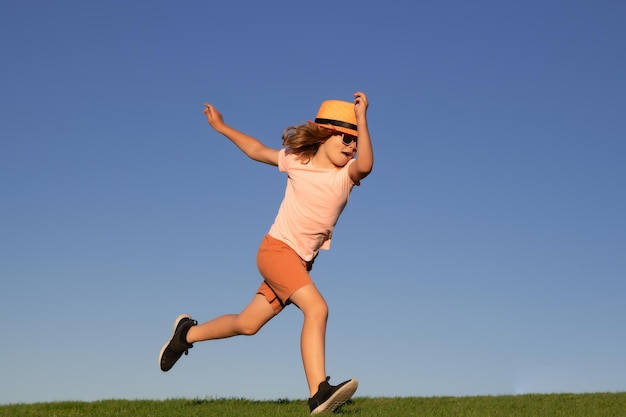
[340,133,358,146]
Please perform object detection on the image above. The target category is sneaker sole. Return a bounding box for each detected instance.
[158,314,191,372]
[311,378,358,415]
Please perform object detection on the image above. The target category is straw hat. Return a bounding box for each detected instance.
[310,100,358,137]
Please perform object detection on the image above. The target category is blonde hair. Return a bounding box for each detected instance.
[281,123,335,163]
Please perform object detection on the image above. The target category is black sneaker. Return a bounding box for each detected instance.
[159,314,197,372]
[308,376,358,415]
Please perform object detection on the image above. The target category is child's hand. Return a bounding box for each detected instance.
[203,103,226,132]
[353,92,369,121]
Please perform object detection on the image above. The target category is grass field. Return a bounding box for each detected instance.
[1,393,625,417]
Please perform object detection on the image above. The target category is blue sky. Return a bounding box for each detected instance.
[1,0,625,405]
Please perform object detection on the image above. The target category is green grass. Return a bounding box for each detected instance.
[1,393,625,417]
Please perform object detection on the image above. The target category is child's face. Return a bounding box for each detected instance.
[317,133,357,168]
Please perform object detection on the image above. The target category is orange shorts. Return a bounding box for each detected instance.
[256,234,315,314]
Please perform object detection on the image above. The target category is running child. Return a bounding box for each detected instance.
[159,92,373,415]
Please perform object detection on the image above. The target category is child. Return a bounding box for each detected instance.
[159,92,373,415]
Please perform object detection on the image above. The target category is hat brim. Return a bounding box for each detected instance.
[308,120,358,137]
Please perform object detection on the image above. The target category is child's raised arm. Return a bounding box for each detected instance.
[349,92,373,183]
[203,103,279,166]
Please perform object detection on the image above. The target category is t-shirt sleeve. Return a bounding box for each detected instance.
[277,148,288,173]
[346,158,360,186]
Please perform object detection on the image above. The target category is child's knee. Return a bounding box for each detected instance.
[305,300,328,322]
[236,323,261,336]
[234,318,263,336]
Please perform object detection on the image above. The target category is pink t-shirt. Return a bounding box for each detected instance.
[268,148,358,261]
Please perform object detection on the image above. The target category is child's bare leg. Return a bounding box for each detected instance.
[289,284,329,397]
[186,294,275,342]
